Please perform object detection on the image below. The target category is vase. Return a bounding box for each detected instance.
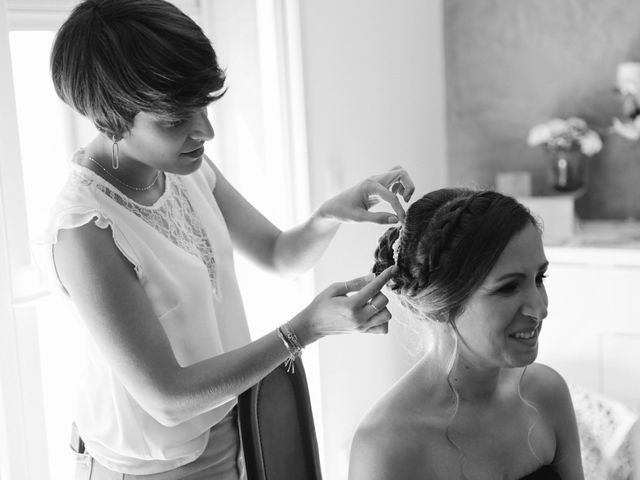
[546,148,589,193]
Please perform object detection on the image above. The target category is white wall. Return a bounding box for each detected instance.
[297,1,448,477]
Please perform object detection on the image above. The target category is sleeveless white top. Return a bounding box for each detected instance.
[38,151,251,474]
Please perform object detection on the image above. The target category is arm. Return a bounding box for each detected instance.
[207,158,414,276]
[54,222,395,426]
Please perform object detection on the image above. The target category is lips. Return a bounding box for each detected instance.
[508,323,542,346]
[182,145,205,158]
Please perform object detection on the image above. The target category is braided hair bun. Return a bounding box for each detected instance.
[371,188,538,322]
[373,226,399,275]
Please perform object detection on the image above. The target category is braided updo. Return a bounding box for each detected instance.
[373,188,538,323]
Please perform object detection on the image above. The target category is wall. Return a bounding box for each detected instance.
[298,1,447,478]
[445,0,640,219]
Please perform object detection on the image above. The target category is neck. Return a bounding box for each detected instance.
[85,136,160,190]
[426,324,503,404]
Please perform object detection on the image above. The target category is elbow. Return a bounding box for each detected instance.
[270,237,308,278]
[152,407,184,428]
[272,262,304,280]
[130,375,191,427]
[138,388,186,427]
[144,390,184,427]
[136,374,234,427]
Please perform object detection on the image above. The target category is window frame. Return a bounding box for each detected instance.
[0,0,49,478]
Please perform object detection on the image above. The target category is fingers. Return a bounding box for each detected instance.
[366,182,406,224]
[351,266,396,306]
[318,269,395,338]
[364,210,404,225]
[366,322,389,334]
[331,272,376,296]
[374,166,416,203]
[363,295,391,333]
[365,291,389,317]
[359,167,415,225]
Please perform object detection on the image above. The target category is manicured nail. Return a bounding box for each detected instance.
[388,215,398,223]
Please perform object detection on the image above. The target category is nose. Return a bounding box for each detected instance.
[190,109,214,141]
[522,284,548,322]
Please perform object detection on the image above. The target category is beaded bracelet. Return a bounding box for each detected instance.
[276,322,303,373]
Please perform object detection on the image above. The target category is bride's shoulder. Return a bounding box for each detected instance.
[350,401,424,480]
[349,367,443,479]
[520,362,573,412]
[352,363,444,449]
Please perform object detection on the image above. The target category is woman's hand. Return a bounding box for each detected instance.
[315,166,415,225]
[290,266,396,345]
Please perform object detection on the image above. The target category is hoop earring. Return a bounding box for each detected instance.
[111,136,120,170]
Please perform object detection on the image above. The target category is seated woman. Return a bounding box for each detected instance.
[349,189,584,480]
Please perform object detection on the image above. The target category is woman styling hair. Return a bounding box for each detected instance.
[43,0,413,478]
[349,189,584,480]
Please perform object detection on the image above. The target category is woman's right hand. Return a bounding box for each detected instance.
[290,266,396,345]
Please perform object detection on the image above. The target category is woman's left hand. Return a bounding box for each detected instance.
[316,166,415,225]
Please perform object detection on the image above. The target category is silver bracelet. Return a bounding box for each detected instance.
[276,323,303,373]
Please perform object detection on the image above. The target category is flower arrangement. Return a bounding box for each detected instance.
[526,117,602,156]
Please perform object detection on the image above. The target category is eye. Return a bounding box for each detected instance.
[496,282,518,294]
[536,273,548,286]
[163,118,186,129]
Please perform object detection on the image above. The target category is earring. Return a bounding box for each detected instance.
[111,136,120,170]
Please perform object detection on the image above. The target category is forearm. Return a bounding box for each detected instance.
[152,312,319,426]
[271,211,340,276]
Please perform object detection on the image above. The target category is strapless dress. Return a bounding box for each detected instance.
[519,465,561,480]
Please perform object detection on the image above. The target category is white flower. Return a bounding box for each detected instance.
[612,117,640,141]
[527,119,566,147]
[580,131,602,156]
[526,117,602,157]
[566,117,587,130]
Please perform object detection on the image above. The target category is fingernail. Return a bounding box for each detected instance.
[388,215,398,223]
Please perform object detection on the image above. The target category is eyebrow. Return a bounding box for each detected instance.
[494,261,549,283]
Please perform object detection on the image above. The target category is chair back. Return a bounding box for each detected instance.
[238,359,323,480]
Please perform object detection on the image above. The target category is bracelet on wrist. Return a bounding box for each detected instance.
[276,322,303,373]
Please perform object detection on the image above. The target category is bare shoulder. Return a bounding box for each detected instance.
[349,403,418,480]
[523,363,570,394]
[351,389,409,451]
[349,367,435,480]
[521,363,573,417]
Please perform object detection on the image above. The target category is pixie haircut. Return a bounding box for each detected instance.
[51,0,226,138]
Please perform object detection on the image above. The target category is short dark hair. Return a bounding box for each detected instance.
[373,189,539,323]
[50,0,226,138]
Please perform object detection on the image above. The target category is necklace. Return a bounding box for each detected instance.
[86,156,160,192]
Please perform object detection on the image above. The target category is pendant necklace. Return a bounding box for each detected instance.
[87,156,160,192]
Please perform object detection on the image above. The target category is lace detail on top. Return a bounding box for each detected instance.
[72,168,220,298]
